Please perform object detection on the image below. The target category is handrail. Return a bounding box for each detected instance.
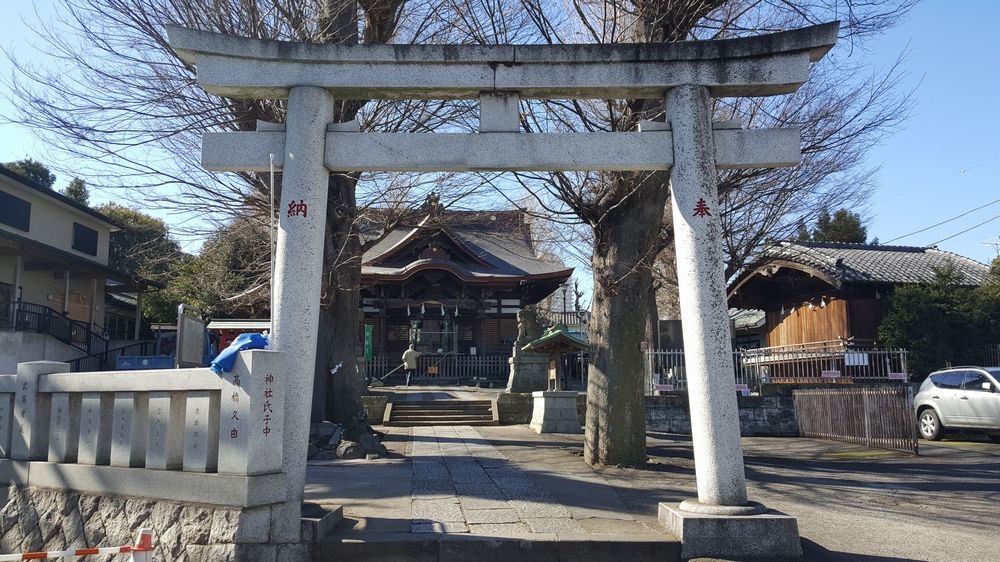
[10,300,110,356]
[67,340,157,372]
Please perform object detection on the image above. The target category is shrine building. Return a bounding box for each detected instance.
[359,197,572,362]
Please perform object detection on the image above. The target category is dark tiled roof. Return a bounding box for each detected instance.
[362,210,570,281]
[754,241,991,287]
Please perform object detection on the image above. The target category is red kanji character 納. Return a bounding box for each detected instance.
[287,200,308,218]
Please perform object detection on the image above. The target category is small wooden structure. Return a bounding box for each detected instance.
[521,324,588,391]
[729,241,990,348]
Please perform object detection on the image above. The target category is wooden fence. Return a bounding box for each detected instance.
[792,386,918,454]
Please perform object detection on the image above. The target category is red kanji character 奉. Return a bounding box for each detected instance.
[693,198,711,217]
[287,200,308,218]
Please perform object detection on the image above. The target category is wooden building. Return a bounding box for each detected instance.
[728,241,991,348]
[360,199,572,359]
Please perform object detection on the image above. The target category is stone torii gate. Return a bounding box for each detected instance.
[169,22,837,558]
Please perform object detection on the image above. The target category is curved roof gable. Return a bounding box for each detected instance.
[731,241,991,292]
[361,210,571,284]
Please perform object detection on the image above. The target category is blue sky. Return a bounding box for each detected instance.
[1,1,998,266]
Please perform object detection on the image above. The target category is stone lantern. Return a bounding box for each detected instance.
[521,324,588,433]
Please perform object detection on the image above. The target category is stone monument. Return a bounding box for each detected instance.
[506,307,549,393]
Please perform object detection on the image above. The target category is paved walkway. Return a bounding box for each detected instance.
[307,422,1000,561]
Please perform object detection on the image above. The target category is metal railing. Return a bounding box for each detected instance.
[535,308,590,328]
[365,353,509,386]
[970,343,1000,368]
[67,340,157,372]
[793,386,918,454]
[645,345,910,395]
[4,300,109,356]
[646,349,758,395]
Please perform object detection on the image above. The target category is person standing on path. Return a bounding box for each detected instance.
[402,344,420,386]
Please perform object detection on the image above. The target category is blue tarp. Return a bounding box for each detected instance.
[210,332,269,374]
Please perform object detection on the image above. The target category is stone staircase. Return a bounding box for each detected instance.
[383,399,498,426]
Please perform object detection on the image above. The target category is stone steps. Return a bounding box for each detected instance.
[386,399,498,426]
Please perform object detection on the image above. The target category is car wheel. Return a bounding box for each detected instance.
[918,409,942,440]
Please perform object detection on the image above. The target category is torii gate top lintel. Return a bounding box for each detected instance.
[166,22,839,100]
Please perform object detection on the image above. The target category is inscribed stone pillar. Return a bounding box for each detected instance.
[145,391,184,470]
[666,84,749,508]
[78,392,111,465]
[270,85,335,542]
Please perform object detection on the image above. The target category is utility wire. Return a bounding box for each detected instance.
[885,195,1000,243]
[927,211,1000,246]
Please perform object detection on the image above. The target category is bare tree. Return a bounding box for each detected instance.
[6,0,917,467]
[2,0,457,425]
[422,0,916,466]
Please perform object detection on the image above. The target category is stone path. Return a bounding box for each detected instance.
[391,386,500,402]
[409,425,587,536]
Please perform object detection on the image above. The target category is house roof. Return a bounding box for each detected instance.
[0,165,120,230]
[361,209,572,285]
[0,229,151,291]
[731,240,991,291]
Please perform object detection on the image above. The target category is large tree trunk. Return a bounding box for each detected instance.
[313,173,366,423]
[584,174,670,467]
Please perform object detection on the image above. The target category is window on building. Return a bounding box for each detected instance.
[0,191,31,231]
[72,222,99,256]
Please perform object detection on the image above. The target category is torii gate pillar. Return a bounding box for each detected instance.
[660,84,801,557]
[269,86,334,541]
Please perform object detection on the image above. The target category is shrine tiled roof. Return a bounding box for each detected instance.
[361,209,571,283]
[733,241,991,288]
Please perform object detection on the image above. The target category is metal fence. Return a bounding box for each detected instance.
[68,340,158,372]
[4,300,109,356]
[793,386,918,454]
[971,343,1000,368]
[365,353,509,386]
[645,344,910,395]
[645,350,757,395]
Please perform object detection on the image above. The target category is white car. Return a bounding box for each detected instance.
[914,367,1000,442]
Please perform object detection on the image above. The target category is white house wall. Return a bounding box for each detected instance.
[15,270,104,323]
[0,179,112,265]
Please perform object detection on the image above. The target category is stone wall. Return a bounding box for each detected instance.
[498,387,797,436]
[0,486,302,562]
[0,332,86,374]
[496,392,586,425]
[361,394,388,423]
[646,386,798,436]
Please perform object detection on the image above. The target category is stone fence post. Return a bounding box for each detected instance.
[216,350,283,476]
[12,361,69,461]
